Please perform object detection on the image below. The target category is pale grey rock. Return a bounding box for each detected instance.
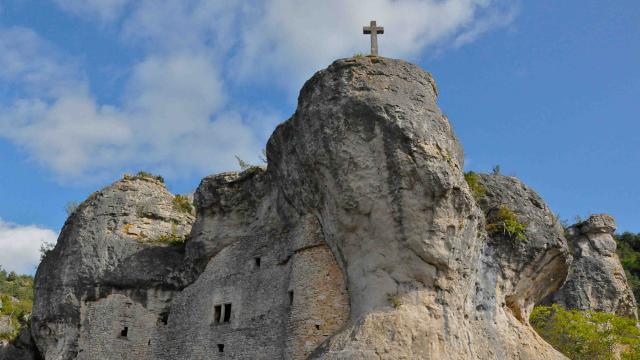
[0,327,40,360]
[265,57,567,359]
[0,315,11,335]
[31,175,194,360]
[474,174,571,323]
[24,56,610,359]
[545,214,638,319]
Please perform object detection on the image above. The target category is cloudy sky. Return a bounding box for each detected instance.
[0,0,638,274]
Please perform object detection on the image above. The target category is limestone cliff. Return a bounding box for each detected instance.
[544,214,638,319]
[31,175,194,359]
[13,57,637,360]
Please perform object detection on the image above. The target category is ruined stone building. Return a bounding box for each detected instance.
[2,57,636,359]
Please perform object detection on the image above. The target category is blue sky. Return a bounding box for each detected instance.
[0,0,638,274]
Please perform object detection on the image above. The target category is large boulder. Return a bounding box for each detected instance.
[266,57,567,359]
[31,175,194,360]
[474,174,571,323]
[545,214,638,319]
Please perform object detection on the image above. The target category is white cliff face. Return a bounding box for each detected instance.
[19,57,637,360]
[545,214,638,319]
[31,175,194,360]
[267,57,568,359]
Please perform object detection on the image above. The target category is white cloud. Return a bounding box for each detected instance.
[0,40,262,182]
[0,1,518,182]
[53,0,130,21]
[0,219,57,275]
[117,0,519,86]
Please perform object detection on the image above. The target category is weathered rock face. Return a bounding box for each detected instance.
[545,214,638,319]
[0,328,40,360]
[474,174,571,323]
[266,57,568,359]
[25,57,637,359]
[31,175,194,360]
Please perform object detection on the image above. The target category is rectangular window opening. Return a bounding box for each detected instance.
[214,305,222,324]
[159,312,169,325]
[223,303,232,323]
[217,344,224,353]
[288,291,294,305]
[254,257,261,269]
[120,326,128,337]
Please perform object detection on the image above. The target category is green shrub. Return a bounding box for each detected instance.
[386,293,402,309]
[151,233,188,247]
[616,232,640,303]
[486,205,528,241]
[531,304,640,360]
[464,171,486,199]
[133,171,164,183]
[0,267,33,341]
[172,195,193,214]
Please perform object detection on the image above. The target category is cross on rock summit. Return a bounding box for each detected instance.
[363,20,384,56]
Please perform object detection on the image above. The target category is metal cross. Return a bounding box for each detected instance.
[363,20,384,56]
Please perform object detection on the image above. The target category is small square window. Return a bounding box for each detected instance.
[217,344,224,353]
[214,305,222,324]
[223,303,232,323]
[120,326,128,337]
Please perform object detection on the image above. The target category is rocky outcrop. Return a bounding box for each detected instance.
[0,327,40,360]
[31,175,194,359]
[545,214,638,319]
[474,174,571,323]
[25,56,637,359]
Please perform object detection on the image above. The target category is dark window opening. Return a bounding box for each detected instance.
[223,303,232,323]
[214,305,222,324]
[159,312,169,325]
[217,344,224,353]
[254,257,261,268]
[120,326,128,337]
[288,291,294,305]
[315,324,320,330]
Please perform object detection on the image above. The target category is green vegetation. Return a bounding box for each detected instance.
[353,52,365,58]
[0,267,34,341]
[172,195,193,215]
[151,233,188,247]
[486,205,528,241]
[615,232,640,303]
[531,304,640,360]
[132,171,164,183]
[464,171,486,199]
[234,155,265,176]
[386,293,402,309]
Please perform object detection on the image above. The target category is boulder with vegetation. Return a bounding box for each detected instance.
[31,174,194,359]
[544,214,638,319]
[14,57,640,359]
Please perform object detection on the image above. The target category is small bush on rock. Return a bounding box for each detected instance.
[172,195,193,214]
[486,205,528,241]
[464,171,486,199]
[132,171,164,183]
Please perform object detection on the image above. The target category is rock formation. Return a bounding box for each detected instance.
[8,57,635,359]
[545,214,638,319]
[30,174,194,359]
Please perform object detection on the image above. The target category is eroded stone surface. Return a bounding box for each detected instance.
[31,176,194,360]
[545,214,638,319]
[24,57,637,359]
